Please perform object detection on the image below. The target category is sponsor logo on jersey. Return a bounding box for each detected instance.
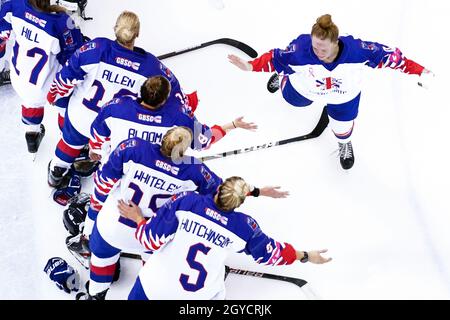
[25,12,47,28]
[115,57,140,70]
[63,30,74,46]
[247,217,258,230]
[79,42,96,53]
[205,208,228,225]
[281,43,296,55]
[200,166,212,182]
[116,139,137,153]
[137,113,162,123]
[155,160,179,175]
[361,41,379,52]
[316,77,342,90]
[160,64,173,79]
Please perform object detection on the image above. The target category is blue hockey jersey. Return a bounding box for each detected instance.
[90,138,222,223]
[252,34,424,105]
[89,96,214,158]
[49,37,189,137]
[0,0,83,105]
[133,191,296,299]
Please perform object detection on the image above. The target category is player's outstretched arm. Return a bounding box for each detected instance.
[228,54,253,71]
[259,186,290,198]
[296,249,332,264]
[418,68,435,89]
[223,116,258,132]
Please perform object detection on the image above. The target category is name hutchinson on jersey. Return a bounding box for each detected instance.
[179,218,233,248]
[133,170,181,193]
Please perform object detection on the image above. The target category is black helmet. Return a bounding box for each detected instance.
[62,193,90,235]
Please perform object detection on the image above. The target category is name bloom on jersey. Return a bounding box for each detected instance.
[155,160,179,175]
[25,12,47,28]
[116,57,140,71]
[205,208,228,226]
[138,113,162,123]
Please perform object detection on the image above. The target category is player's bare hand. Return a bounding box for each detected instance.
[307,249,332,264]
[117,199,145,224]
[233,116,258,131]
[418,68,435,89]
[260,186,290,198]
[89,150,102,162]
[228,54,253,71]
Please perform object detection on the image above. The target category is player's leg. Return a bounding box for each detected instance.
[48,114,88,187]
[327,94,360,170]
[76,223,121,300]
[22,103,46,153]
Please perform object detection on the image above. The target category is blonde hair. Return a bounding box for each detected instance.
[160,127,193,160]
[215,177,251,212]
[311,14,339,43]
[114,11,140,46]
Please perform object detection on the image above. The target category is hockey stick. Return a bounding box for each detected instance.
[157,38,258,60]
[225,266,306,288]
[225,266,319,299]
[120,253,309,291]
[200,106,329,162]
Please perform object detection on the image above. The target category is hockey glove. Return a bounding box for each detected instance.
[53,172,82,206]
[43,257,80,293]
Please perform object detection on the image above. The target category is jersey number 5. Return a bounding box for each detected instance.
[179,243,211,292]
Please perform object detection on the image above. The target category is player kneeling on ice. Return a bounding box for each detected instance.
[228,14,434,170]
[118,177,331,300]
[74,127,286,300]
[0,0,83,154]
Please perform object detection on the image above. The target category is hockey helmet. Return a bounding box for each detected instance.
[62,192,90,235]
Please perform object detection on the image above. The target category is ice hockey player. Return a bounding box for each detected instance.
[46,10,235,189]
[228,14,434,170]
[74,127,288,300]
[118,177,331,300]
[0,21,11,86]
[0,0,83,153]
[88,75,256,163]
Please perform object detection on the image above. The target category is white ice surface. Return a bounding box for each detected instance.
[0,0,449,300]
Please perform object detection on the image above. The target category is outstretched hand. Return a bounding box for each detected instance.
[418,68,435,89]
[233,116,258,131]
[306,249,332,264]
[260,186,290,198]
[228,54,253,71]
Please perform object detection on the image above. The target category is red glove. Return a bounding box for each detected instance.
[185,91,199,113]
